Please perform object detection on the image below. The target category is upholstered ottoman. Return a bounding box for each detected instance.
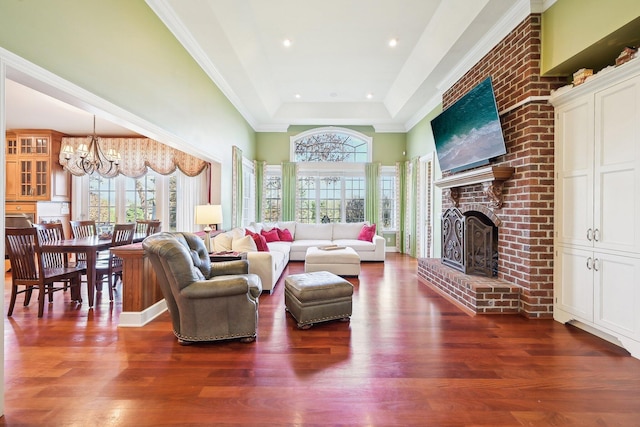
[285,271,354,329]
[304,246,361,276]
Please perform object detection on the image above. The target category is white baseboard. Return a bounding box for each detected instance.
[118,299,167,327]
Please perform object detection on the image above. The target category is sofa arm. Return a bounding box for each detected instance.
[246,251,280,292]
[209,260,249,276]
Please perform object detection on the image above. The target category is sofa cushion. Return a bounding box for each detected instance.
[332,222,367,240]
[333,239,376,252]
[295,223,333,240]
[290,239,333,252]
[358,223,376,242]
[267,241,291,255]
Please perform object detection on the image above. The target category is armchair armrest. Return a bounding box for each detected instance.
[209,260,249,276]
[181,276,250,299]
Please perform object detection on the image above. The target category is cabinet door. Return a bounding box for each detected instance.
[555,245,594,321]
[5,159,18,200]
[555,96,594,247]
[19,159,50,200]
[593,252,640,339]
[594,75,640,253]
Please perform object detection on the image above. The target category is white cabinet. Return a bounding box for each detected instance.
[552,60,640,359]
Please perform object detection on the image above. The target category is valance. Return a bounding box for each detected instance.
[59,137,208,178]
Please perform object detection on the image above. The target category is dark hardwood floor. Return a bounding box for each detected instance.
[3,254,640,426]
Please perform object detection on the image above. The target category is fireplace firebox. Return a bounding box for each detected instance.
[442,207,498,277]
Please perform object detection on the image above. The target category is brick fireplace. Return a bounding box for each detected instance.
[416,14,566,319]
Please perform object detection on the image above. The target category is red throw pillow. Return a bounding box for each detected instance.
[245,228,269,251]
[261,228,280,242]
[276,227,293,242]
[358,223,376,242]
[252,233,269,252]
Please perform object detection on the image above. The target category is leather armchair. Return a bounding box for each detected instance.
[142,232,262,344]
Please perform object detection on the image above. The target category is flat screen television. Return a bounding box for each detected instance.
[430,77,506,173]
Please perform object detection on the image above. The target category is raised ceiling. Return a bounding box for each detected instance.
[148,0,543,132]
[6,0,546,136]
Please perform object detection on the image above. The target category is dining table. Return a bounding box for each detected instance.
[39,233,147,307]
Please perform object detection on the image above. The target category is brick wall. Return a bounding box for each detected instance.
[434,15,566,318]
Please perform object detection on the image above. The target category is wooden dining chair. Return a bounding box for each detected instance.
[34,222,85,293]
[5,227,84,317]
[70,220,97,238]
[95,223,136,301]
[135,219,162,237]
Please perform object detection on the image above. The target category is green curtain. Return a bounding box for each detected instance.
[365,162,380,231]
[254,160,265,222]
[409,157,419,257]
[232,146,243,228]
[398,161,407,253]
[281,161,297,221]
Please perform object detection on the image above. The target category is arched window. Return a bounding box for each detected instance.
[286,128,372,223]
[291,127,372,163]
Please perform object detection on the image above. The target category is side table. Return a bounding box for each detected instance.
[209,251,247,262]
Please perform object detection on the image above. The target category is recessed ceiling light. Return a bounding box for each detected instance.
[388,38,398,48]
[294,93,301,99]
[283,39,292,47]
[366,93,374,99]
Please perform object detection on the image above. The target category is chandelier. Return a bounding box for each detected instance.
[61,115,121,176]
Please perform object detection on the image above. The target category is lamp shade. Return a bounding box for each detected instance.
[195,204,223,227]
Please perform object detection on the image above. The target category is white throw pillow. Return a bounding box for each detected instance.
[213,232,233,252]
[232,235,258,252]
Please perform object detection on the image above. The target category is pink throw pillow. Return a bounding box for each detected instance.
[276,227,293,242]
[261,228,280,243]
[358,223,376,242]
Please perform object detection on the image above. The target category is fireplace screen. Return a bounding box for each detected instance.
[442,208,497,277]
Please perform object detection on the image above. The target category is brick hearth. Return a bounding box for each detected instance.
[417,258,522,315]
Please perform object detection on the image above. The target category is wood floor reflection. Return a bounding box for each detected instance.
[4,254,640,426]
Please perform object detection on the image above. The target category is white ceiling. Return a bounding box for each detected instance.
[5,0,546,136]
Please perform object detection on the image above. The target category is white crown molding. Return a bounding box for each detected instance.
[145,0,259,132]
[403,94,443,132]
[0,46,222,164]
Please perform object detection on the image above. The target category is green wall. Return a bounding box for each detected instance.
[256,125,406,165]
[0,0,255,219]
[542,0,640,75]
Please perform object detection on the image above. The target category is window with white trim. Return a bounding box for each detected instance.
[380,166,397,231]
[291,127,370,224]
[263,165,282,222]
[241,157,255,227]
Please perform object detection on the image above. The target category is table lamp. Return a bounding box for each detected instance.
[195,204,223,252]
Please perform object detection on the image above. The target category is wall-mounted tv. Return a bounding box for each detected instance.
[430,77,506,173]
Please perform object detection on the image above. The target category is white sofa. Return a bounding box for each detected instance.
[213,221,385,294]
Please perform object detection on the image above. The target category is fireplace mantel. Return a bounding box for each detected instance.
[434,166,515,209]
